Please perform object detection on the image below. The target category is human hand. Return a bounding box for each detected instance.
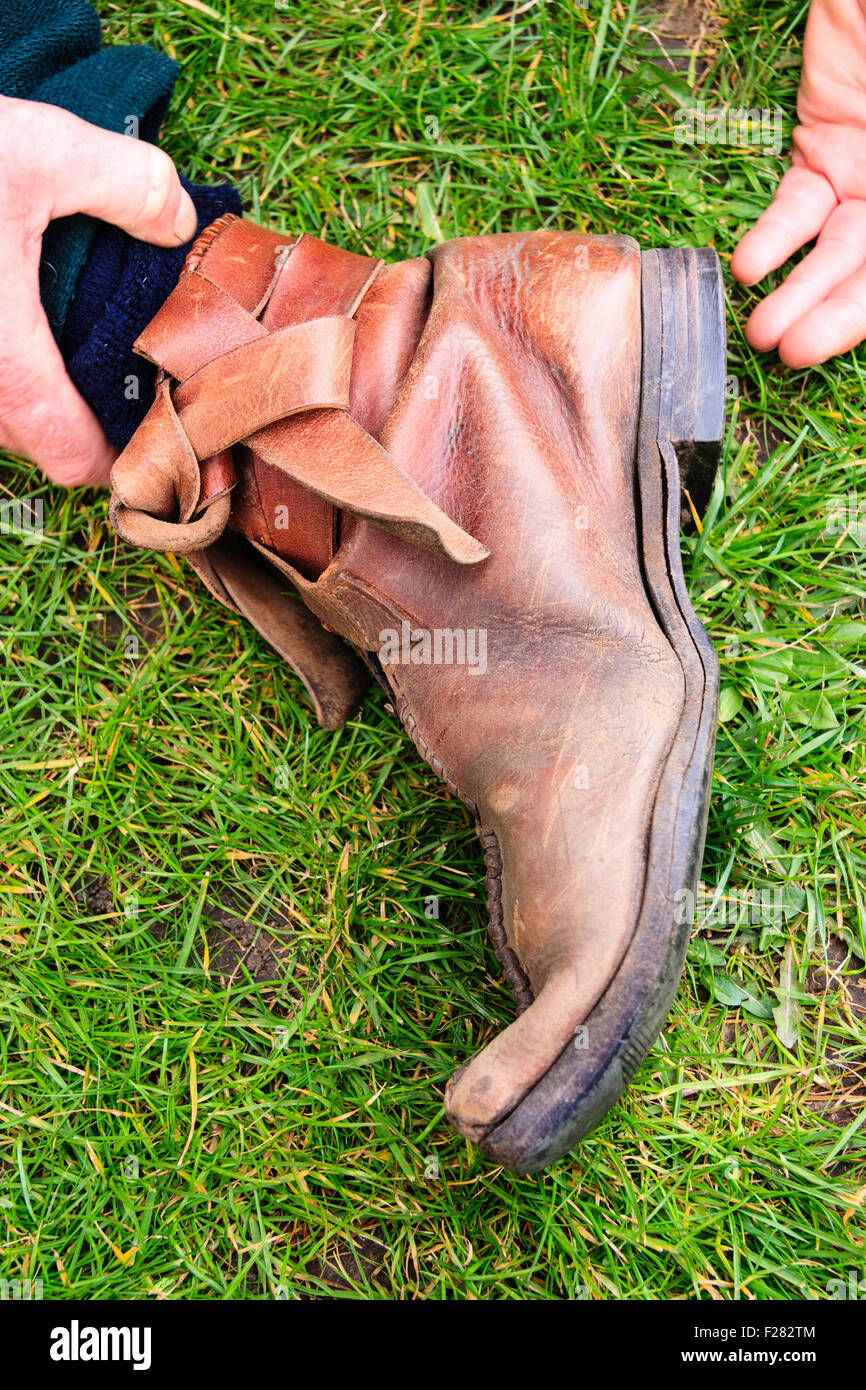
[0,95,196,487]
[731,0,866,367]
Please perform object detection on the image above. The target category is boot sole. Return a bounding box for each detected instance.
[474,247,725,1174]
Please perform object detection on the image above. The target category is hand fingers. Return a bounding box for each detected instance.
[0,232,114,486]
[730,164,837,285]
[777,260,866,366]
[744,198,866,351]
[0,98,196,246]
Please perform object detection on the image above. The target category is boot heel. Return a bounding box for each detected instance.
[640,247,726,525]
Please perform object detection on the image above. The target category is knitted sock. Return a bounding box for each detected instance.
[62,179,242,449]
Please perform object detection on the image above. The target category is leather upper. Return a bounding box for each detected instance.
[110,217,687,1140]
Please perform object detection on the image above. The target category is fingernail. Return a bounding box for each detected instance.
[173,191,198,245]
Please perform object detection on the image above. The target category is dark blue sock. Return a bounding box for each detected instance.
[62,178,243,449]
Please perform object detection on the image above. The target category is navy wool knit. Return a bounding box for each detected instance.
[62,179,241,447]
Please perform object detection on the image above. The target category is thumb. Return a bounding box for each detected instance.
[24,100,197,246]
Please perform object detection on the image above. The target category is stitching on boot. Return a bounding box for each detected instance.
[181,213,239,276]
[478,826,535,1014]
[390,682,535,1014]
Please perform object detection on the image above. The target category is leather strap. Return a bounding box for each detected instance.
[108,214,488,728]
[111,215,488,571]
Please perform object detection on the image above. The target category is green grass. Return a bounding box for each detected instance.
[1,0,865,1300]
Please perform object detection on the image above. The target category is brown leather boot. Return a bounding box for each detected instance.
[110,215,725,1173]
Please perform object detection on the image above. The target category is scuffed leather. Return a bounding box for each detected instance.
[110,216,688,1139]
[111,218,488,569]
